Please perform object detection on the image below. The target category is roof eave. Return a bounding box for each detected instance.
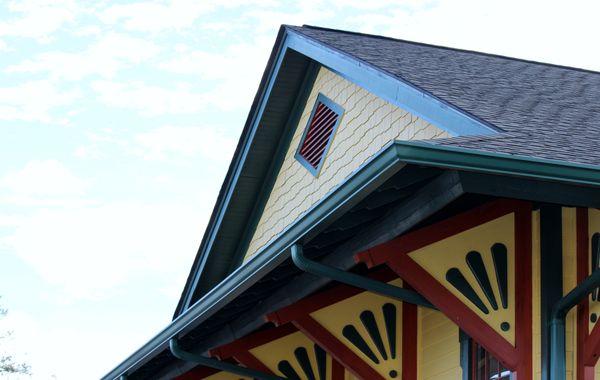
[102,138,408,380]
[173,25,291,317]
[394,140,600,187]
[104,140,600,380]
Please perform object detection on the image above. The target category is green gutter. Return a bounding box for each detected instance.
[102,142,406,380]
[105,141,600,380]
[549,269,600,380]
[394,141,600,187]
[169,339,285,380]
[290,244,436,309]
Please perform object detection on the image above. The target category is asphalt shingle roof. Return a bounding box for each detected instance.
[290,25,600,166]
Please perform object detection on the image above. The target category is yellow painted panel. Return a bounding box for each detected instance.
[250,330,336,380]
[419,307,461,380]
[588,209,600,333]
[408,213,516,344]
[245,67,449,259]
[310,279,403,379]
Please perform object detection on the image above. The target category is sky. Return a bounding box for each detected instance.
[0,0,599,379]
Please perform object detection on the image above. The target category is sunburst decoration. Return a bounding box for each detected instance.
[277,344,327,380]
[445,243,509,327]
[341,303,399,378]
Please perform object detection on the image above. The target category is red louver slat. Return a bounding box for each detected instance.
[298,100,339,170]
[299,111,337,157]
[301,104,327,143]
[300,107,334,148]
[302,124,335,163]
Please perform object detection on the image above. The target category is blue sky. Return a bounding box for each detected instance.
[0,1,599,379]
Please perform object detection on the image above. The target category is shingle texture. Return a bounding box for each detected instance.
[290,25,600,165]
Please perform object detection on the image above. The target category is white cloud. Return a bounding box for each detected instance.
[0,0,81,41]
[0,307,157,380]
[160,38,269,80]
[0,160,91,208]
[159,36,271,110]
[0,80,79,124]
[1,160,88,197]
[73,144,103,160]
[91,80,212,116]
[2,201,206,300]
[6,32,161,80]
[99,0,216,32]
[98,0,279,33]
[132,125,237,161]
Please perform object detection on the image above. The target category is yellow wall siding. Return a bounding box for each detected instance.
[419,307,461,379]
[563,207,578,380]
[589,209,600,377]
[589,209,600,334]
[244,67,449,259]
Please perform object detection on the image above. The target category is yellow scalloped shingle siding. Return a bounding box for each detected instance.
[244,66,449,260]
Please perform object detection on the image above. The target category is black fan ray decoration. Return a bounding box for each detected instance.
[445,242,510,315]
[341,303,399,378]
[277,344,328,380]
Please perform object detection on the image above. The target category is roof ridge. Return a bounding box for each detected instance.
[294,24,600,76]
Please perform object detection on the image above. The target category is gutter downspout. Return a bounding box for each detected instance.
[169,338,285,380]
[550,269,600,380]
[290,244,436,309]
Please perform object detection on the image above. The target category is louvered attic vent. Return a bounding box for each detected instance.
[295,94,344,176]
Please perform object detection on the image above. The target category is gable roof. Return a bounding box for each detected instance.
[290,25,600,165]
[176,24,600,319]
[106,25,600,378]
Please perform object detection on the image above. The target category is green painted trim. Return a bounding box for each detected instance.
[107,138,600,380]
[169,339,284,380]
[290,244,435,308]
[540,206,564,380]
[286,29,498,136]
[226,62,321,274]
[459,330,472,380]
[392,141,600,187]
[102,141,406,380]
[550,269,600,380]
